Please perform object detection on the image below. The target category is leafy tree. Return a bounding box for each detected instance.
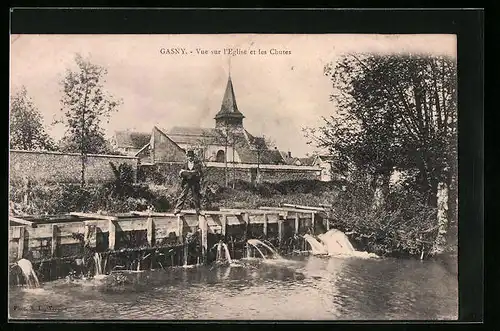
[305,53,457,250]
[57,53,121,186]
[10,86,55,151]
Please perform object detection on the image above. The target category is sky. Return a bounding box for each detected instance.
[10,34,456,158]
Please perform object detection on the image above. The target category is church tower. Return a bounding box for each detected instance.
[214,75,245,132]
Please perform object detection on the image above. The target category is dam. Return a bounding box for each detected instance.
[9,204,334,284]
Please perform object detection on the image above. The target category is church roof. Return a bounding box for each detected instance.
[165,126,222,145]
[214,76,245,120]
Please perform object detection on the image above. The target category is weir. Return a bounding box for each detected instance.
[8,206,332,286]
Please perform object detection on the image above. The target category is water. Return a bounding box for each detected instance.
[246,239,282,260]
[304,231,379,259]
[9,255,458,320]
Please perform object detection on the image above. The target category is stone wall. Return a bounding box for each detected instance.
[9,150,139,184]
[140,162,322,186]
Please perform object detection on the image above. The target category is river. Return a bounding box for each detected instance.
[9,255,457,320]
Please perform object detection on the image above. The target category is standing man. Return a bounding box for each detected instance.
[174,149,203,215]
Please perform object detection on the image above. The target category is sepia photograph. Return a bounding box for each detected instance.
[9,33,458,320]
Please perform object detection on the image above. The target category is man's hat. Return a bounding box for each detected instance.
[186,149,195,156]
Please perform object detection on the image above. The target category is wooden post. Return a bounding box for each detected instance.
[177,215,184,245]
[311,212,315,235]
[221,214,227,238]
[244,212,250,239]
[278,218,284,245]
[15,226,25,260]
[294,213,300,234]
[51,224,58,257]
[147,217,155,246]
[199,215,208,264]
[326,210,331,231]
[108,219,116,250]
[263,213,268,237]
[84,224,97,248]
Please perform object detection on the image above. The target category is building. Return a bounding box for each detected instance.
[114,75,337,182]
[110,131,151,156]
[134,75,286,166]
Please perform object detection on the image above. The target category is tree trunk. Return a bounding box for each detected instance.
[446,168,458,249]
[431,181,448,255]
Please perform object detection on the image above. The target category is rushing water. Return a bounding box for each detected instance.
[9,255,457,320]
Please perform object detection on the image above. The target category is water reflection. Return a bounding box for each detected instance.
[9,256,457,320]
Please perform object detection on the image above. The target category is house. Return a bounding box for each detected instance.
[136,75,285,166]
[129,74,338,182]
[312,155,339,181]
[111,131,151,156]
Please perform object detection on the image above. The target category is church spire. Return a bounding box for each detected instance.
[215,74,245,130]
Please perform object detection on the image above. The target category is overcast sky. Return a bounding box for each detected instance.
[10,34,456,157]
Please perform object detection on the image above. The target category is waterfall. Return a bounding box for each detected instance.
[306,229,378,258]
[16,258,40,288]
[93,253,103,276]
[247,239,282,260]
[222,243,233,264]
[303,234,328,255]
[317,230,356,255]
[183,242,189,267]
[215,242,233,264]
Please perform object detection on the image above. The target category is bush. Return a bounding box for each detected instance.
[329,175,437,258]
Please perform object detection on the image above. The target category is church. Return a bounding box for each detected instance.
[115,75,288,166]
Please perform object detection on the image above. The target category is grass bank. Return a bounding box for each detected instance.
[9,177,451,260]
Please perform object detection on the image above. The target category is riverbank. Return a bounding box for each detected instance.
[9,178,455,260]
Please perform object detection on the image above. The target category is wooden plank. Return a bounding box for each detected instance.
[116,219,148,232]
[263,214,268,237]
[259,206,320,214]
[131,211,178,217]
[51,224,58,257]
[83,219,108,229]
[9,216,36,227]
[219,208,268,214]
[70,212,118,221]
[294,213,300,234]
[147,217,155,246]
[18,227,25,259]
[26,224,53,238]
[200,210,243,216]
[282,203,326,211]
[108,219,116,250]
[177,215,183,244]
[11,226,23,239]
[59,236,84,245]
[221,214,227,237]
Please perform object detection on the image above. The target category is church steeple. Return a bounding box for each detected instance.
[215,75,245,130]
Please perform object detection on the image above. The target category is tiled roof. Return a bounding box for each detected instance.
[317,155,335,162]
[235,131,285,164]
[113,131,151,149]
[298,156,316,166]
[164,126,222,146]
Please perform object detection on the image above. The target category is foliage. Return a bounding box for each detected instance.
[9,86,56,151]
[9,173,438,258]
[305,53,457,204]
[330,173,437,257]
[56,53,121,156]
